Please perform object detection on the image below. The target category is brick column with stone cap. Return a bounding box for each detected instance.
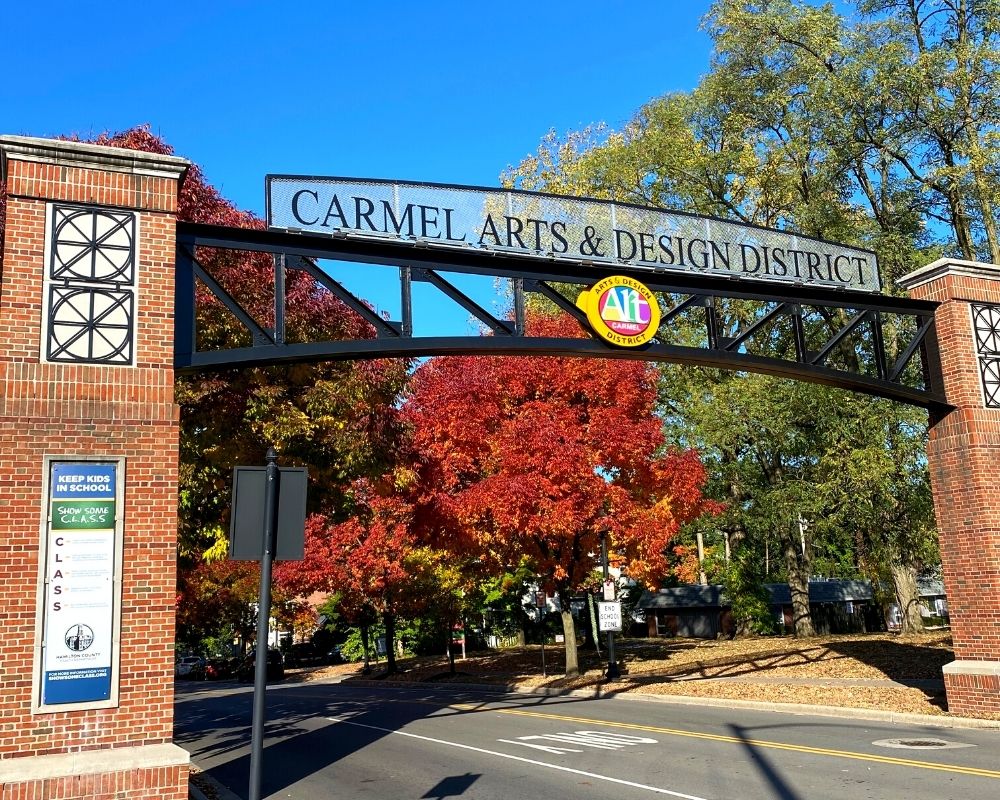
[900,258,1000,718]
[0,136,190,798]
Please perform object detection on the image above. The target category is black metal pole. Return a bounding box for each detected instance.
[601,531,620,680]
[540,609,546,678]
[249,447,280,800]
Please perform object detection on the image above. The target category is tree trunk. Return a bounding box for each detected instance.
[587,594,601,656]
[890,561,924,635]
[383,610,397,675]
[361,624,371,673]
[558,596,580,677]
[447,623,456,674]
[947,184,977,261]
[783,523,815,638]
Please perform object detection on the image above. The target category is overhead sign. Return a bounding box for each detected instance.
[266,176,880,292]
[577,276,661,347]
[41,461,119,706]
[598,601,623,632]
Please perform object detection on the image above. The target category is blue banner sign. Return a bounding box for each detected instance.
[51,462,116,499]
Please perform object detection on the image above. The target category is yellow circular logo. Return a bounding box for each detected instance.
[576,276,661,347]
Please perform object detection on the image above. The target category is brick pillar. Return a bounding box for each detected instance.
[901,259,1000,718]
[0,137,190,798]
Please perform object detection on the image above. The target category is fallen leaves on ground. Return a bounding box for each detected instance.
[290,632,966,717]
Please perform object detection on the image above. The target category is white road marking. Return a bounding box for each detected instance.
[327,716,710,799]
[496,738,582,754]
[500,730,659,753]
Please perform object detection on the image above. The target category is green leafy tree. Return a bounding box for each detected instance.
[502,2,956,637]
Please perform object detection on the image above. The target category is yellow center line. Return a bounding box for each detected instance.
[450,703,1000,780]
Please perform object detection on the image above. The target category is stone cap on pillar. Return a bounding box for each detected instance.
[898,258,1000,291]
[0,134,189,182]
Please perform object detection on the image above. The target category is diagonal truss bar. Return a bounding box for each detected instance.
[809,309,870,367]
[889,315,936,383]
[414,268,514,335]
[293,256,401,337]
[527,280,589,325]
[184,246,273,346]
[719,302,791,352]
[661,295,705,326]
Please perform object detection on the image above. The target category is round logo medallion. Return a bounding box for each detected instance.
[65,624,95,652]
[576,276,660,347]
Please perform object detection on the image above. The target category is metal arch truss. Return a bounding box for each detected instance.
[174,222,948,412]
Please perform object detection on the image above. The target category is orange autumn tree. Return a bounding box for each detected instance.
[275,485,436,675]
[405,311,719,676]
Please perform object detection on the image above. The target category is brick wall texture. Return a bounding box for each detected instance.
[1,765,187,800]
[909,268,1000,717]
[0,153,187,794]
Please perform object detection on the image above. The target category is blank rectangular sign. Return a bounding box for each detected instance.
[229,466,307,561]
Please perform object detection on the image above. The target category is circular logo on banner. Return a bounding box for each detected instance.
[65,624,95,652]
[576,276,661,347]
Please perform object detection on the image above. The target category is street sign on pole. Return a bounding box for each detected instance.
[229,465,308,561]
[598,601,623,632]
[235,449,307,800]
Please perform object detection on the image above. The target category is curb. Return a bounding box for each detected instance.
[337,677,1000,730]
[189,768,244,800]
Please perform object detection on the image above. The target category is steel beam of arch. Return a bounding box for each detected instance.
[177,223,933,316]
[174,222,949,413]
[177,334,942,411]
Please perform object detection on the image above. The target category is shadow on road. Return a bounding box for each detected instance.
[174,683,555,798]
[421,772,481,798]
[727,722,803,800]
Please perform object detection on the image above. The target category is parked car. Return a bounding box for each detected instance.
[175,656,205,680]
[236,649,284,682]
[286,643,323,667]
[204,658,235,680]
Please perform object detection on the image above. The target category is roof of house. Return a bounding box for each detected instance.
[638,585,725,609]
[766,579,872,605]
[916,577,946,597]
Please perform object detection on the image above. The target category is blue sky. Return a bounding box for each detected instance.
[3,1,716,213]
[3,1,719,333]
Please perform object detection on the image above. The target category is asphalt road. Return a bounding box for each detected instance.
[174,679,1000,800]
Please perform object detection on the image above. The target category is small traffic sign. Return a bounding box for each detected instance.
[598,601,622,632]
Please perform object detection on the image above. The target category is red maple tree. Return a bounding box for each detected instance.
[404,311,719,674]
[3,127,412,651]
[275,482,433,673]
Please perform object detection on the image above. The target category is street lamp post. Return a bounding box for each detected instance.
[600,529,620,680]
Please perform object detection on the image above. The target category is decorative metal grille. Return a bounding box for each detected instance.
[44,205,136,365]
[971,303,1000,407]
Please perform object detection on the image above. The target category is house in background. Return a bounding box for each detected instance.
[637,578,886,638]
[767,579,880,634]
[886,577,948,631]
[637,584,731,638]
